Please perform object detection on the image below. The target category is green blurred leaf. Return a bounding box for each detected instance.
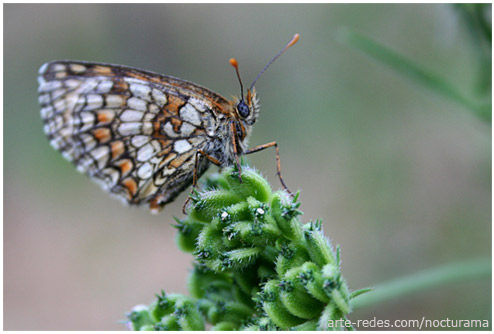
[351,258,491,309]
[338,27,491,123]
[453,4,492,96]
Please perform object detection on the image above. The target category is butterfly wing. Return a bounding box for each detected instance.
[38,61,230,210]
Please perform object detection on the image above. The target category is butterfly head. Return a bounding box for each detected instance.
[233,88,260,126]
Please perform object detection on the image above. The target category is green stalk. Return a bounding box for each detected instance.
[351,258,491,309]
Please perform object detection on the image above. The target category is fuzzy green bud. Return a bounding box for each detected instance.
[149,291,182,321]
[174,298,205,331]
[127,305,154,330]
[304,228,336,267]
[174,218,204,253]
[279,267,325,319]
[154,314,180,331]
[224,167,272,202]
[270,192,302,240]
[275,242,311,276]
[211,321,237,330]
[291,319,319,330]
[299,262,330,303]
[189,190,243,222]
[261,280,305,328]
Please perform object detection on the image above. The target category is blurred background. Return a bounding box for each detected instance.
[4,3,491,330]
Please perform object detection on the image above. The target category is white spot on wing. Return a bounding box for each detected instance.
[106,95,124,108]
[80,133,97,151]
[97,80,113,93]
[40,106,54,119]
[174,139,192,154]
[130,83,151,100]
[127,97,147,111]
[118,123,141,136]
[78,112,95,132]
[163,122,178,138]
[137,162,153,179]
[70,64,87,73]
[53,98,66,112]
[51,88,67,100]
[38,62,49,75]
[53,64,66,72]
[90,145,110,170]
[131,135,149,148]
[38,94,50,105]
[101,167,119,187]
[162,167,176,176]
[188,97,207,112]
[39,80,62,92]
[152,88,167,107]
[179,103,201,126]
[120,109,144,122]
[86,94,103,109]
[142,122,153,135]
[137,143,156,162]
[65,79,81,89]
[180,122,196,136]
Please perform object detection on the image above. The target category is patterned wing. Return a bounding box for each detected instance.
[38,61,228,211]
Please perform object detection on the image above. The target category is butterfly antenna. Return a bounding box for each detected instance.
[229,58,244,101]
[249,33,300,91]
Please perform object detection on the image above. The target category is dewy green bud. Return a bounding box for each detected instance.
[189,190,243,222]
[222,201,251,222]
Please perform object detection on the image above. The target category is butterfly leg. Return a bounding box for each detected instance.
[244,141,293,196]
[182,149,222,214]
[230,121,243,183]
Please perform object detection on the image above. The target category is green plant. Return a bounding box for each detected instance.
[126,166,360,330]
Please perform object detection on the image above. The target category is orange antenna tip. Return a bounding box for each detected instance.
[249,33,300,90]
[287,33,300,48]
[229,58,238,68]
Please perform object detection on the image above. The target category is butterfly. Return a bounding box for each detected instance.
[38,34,299,214]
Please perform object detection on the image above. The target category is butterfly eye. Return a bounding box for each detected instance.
[237,101,250,118]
